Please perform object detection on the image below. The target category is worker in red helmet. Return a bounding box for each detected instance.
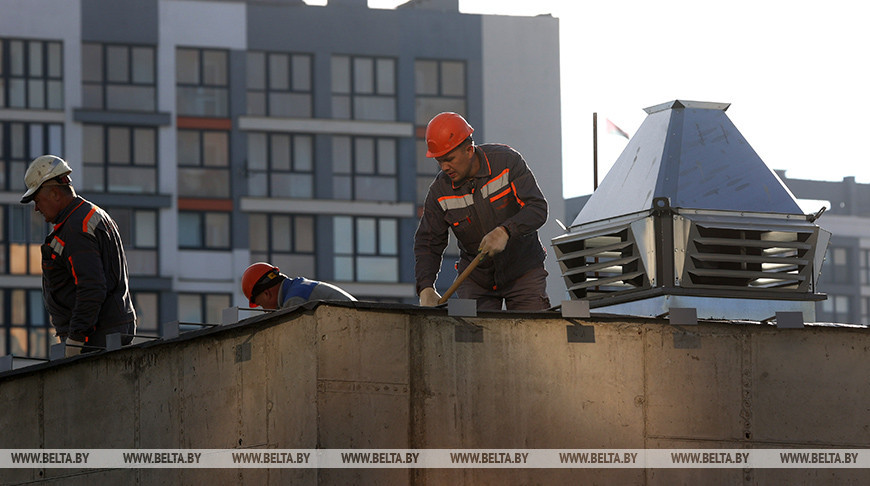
[242,262,356,310]
[414,112,551,310]
[21,155,137,356]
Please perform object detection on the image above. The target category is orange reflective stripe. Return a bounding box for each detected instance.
[489,186,512,202]
[68,256,78,285]
[511,182,525,207]
[82,207,97,233]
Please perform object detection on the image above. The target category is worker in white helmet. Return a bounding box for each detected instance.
[21,155,137,357]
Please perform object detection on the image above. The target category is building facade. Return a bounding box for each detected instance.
[0,0,563,358]
[775,172,870,326]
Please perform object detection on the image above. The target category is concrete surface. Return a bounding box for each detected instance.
[0,303,868,484]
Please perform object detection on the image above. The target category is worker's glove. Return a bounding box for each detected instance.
[478,226,509,256]
[419,287,441,307]
[65,338,85,358]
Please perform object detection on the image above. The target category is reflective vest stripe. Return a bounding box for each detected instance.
[50,235,65,256]
[480,168,509,199]
[83,207,102,235]
[438,193,474,211]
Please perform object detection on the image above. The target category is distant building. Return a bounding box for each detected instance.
[0,0,563,358]
[566,172,870,326]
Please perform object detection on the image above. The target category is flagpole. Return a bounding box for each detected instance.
[593,112,598,191]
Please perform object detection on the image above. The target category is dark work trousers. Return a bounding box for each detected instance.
[456,266,551,311]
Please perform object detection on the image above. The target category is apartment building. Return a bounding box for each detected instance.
[0,0,563,358]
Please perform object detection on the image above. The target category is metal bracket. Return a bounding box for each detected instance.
[222,307,240,325]
[448,299,477,317]
[163,320,180,339]
[0,355,12,372]
[669,307,698,326]
[49,343,66,361]
[561,300,590,319]
[106,333,123,351]
[775,311,805,329]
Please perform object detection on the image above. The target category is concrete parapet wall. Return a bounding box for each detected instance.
[1,303,868,484]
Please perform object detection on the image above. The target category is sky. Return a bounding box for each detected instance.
[318,0,870,198]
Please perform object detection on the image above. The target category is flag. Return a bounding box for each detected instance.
[606,119,630,139]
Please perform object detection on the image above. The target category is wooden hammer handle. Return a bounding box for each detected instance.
[437,252,486,305]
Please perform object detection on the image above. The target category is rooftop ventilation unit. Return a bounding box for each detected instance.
[553,101,830,321]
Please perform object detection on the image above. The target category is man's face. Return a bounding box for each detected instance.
[32,185,62,223]
[252,286,279,310]
[435,143,478,183]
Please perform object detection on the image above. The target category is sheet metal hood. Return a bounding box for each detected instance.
[573,100,802,227]
[554,100,829,322]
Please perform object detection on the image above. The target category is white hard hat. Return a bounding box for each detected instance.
[21,155,72,204]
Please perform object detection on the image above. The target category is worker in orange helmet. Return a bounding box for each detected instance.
[414,112,551,310]
[242,262,356,310]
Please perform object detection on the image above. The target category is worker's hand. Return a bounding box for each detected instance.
[478,226,509,256]
[419,287,441,307]
[65,338,85,357]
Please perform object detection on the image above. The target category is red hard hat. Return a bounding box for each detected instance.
[242,262,281,307]
[425,112,474,158]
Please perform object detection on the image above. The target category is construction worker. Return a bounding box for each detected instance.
[415,112,551,310]
[21,155,137,356]
[242,262,357,310]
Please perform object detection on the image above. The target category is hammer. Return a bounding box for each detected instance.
[437,252,486,305]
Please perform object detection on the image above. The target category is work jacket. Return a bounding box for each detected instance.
[414,143,548,294]
[278,276,357,308]
[41,196,136,342]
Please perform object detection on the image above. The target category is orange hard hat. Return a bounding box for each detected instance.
[242,262,281,307]
[425,112,474,158]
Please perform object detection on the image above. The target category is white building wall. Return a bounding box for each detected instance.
[480,14,566,302]
[157,0,249,289]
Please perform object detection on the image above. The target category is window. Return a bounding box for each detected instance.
[1,38,63,110]
[247,51,312,117]
[333,216,398,282]
[82,43,156,111]
[820,294,851,324]
[331,55,396,121]
[0,121,63,192]
[860,249,870,286]
[332,136,397,201]
[177,129,230,198]
[178,211,230,250]
[176,48,229,117]
[414,59,466,124]
[112,208,158,275]
[246,132,313,198]
[821,247,850,284]
[414,59,466,203]
[132,291,160,335]
[82,125,157,193]
[0,289,55,359]
[178,293,230,324]
[2,206,46,275]
[860,297,870,327]
[249,213,316,277]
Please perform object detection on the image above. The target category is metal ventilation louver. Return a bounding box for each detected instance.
[675,212,821,293]
[553,216,654,301]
